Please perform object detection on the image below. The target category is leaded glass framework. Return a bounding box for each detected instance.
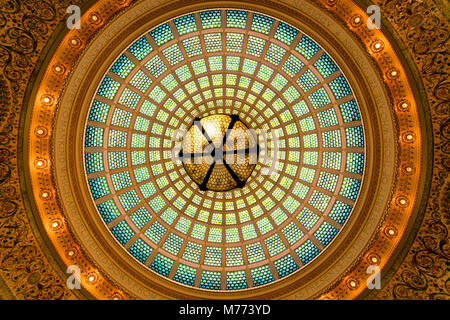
[84,9,365,291]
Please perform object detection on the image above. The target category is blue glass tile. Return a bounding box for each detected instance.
[88,176,110,199]
[339,100,360,122]
[339,177,361,201]
[88,100,110,123]
[274,22,298,45]
[345,126,364,147]
[251,265,274,286]
[328,201,352,225]
[296,35,320,60]
[295,240,320,264]
[150,23,174,46]
[346,152,365,174]
[308,87,331,109]
[111,221,135,245]
[97,200,121,223]
[226,271,247,290]
[251,13,274,34]
[128,36,152,61]
[97,76,120,100]
[297,69,319,92]
[130,207,152,229]
[173,264,196,286]
[111,54,135,78]
[85,152,104,174]
[128,238,152,263]
[314,53,338,78]
[149,253,173,276]
[329,75,352,100]
[313,222,338,246]
[174,14,197,35]
[118,190,140,211]
[200,270,221,290]
[226,10,248,28]
[200,10,221,29]
[274,255,299,278]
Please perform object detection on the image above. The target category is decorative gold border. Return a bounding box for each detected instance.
[24,0,424,299]
[56,0,391,299]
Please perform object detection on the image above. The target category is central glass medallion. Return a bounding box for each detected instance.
[179,114,259,191]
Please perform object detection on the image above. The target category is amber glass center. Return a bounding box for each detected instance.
[180,114,259,191]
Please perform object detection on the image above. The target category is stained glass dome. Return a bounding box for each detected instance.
[83,9,365,291]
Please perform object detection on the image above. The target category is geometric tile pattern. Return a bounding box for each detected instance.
[84,9,365,290]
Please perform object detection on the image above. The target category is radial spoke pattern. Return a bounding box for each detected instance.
[181,114,257,191]
[84,9,365,290]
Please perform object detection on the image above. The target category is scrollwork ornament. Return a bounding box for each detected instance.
[0,0,79,300]
[374,0,449,300]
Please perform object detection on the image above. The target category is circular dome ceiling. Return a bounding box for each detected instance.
[83,9,365,291]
